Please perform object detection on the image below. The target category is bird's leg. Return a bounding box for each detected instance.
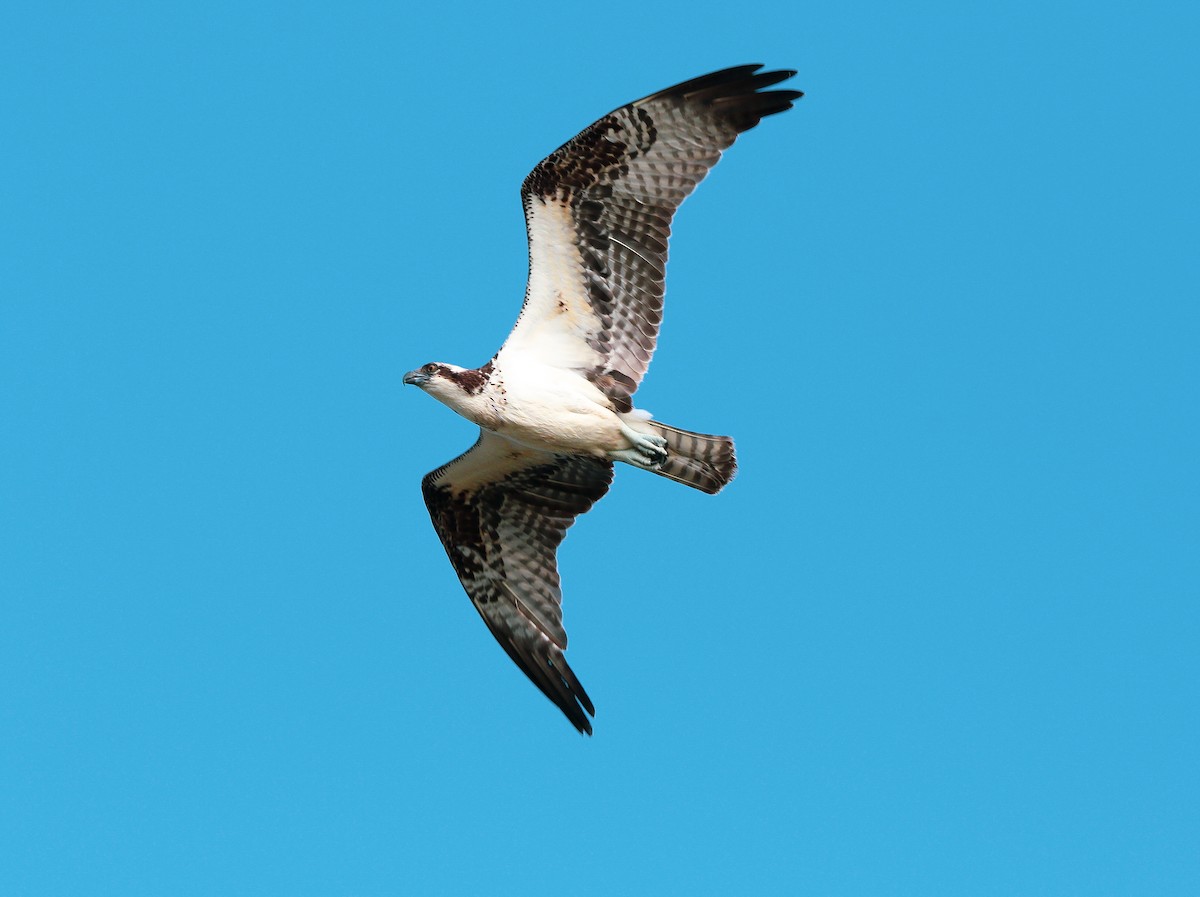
[611,420,668,469]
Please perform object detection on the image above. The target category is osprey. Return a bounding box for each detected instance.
[405,65,801,734]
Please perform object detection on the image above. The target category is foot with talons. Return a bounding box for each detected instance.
[612,423,668,469]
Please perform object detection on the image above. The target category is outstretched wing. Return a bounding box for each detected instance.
[497,65,801,410]
[422,431,614,734]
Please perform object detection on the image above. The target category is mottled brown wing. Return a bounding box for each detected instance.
[421,431,614,734]
[498,65,801,409]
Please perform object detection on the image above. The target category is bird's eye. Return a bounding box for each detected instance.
[422,363,438,375]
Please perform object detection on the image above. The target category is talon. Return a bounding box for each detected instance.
[613,419,669,468]
[608,446,666,469]
[643,445,667,466]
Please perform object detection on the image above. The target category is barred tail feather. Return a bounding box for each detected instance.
[645,422,737,494]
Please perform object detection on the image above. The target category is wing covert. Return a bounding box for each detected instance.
[421,431,614,734]
[498,65,802,409]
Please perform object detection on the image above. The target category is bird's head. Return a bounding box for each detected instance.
[404,361,453,392]
[403,362,487,407]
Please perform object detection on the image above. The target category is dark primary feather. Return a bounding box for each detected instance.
[507,65,802,407]
[421,432,613,734]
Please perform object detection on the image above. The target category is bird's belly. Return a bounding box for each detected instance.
[491,385,623,457]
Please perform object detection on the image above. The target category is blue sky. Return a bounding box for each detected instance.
[2,1,1197,894]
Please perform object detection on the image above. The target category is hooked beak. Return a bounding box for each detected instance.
[403,369,430,387]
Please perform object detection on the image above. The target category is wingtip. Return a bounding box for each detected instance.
[636,64,798,106]
[559,695,594,736]
[646,64,802,131]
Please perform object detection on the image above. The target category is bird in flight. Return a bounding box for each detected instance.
[405,65,801,734]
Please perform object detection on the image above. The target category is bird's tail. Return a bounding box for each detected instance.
[644,421,737,494]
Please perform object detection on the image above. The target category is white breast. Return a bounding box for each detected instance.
[489,358,623,456]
